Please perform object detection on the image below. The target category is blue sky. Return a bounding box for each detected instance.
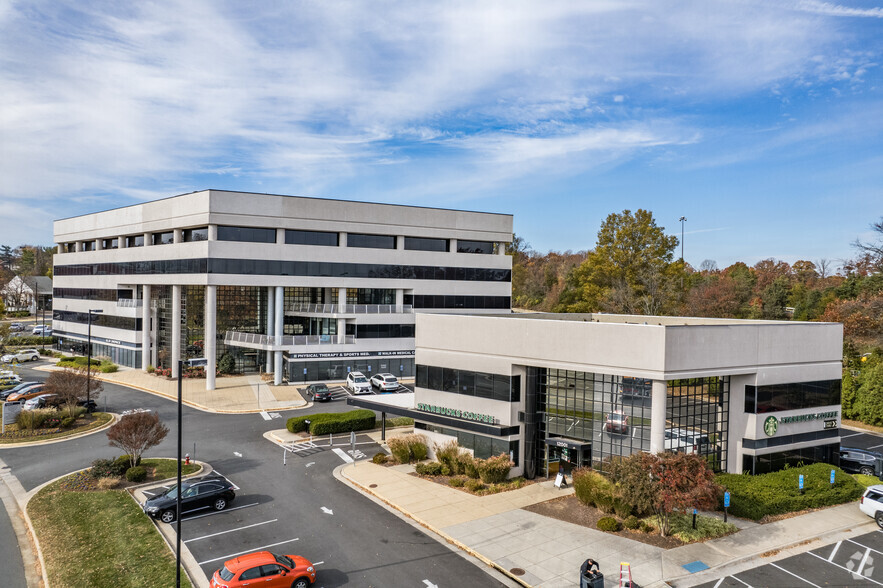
[1,0,881,270]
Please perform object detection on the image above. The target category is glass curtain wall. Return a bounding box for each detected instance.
[666,377,730,472]
[183,286,205,360]
[215,286,268,373]
[536,368,652,474]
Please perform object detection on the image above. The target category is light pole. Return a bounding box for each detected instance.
[41,299,46,352]
[679,216,687,263]
[86,309,103,413]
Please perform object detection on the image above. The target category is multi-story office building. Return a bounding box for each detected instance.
[52,190,513,390]
[351,313,843,476]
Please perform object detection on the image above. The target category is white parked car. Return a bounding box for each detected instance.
[0,371,22,386]
[370,373,399,392]
[664,428,711,454]
[32,325,52,336]
[1,349,40,363]
[860,485,883,528]
[346,371,372,395]
[23,394,56,411]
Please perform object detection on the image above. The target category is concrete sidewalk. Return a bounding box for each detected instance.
[292,429,878,588]
[36,362,309,413]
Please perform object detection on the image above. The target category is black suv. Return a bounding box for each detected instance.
[142,475,235,523]
[839,447,883,477]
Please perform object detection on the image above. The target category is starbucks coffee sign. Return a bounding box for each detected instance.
[763,410,839,437]
[416,403,495,424]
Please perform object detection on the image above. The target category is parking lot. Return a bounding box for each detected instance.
[694,530,883,587]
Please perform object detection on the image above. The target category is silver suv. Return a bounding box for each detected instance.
[664,428,710,454]
[346,371,372,395]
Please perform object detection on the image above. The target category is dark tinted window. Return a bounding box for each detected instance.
[81,241,95,251]
[220,567,235,581]
[416,364,428,388]
[183,227,208,242]
[102,238,118,249]
[475,373,494,399]
[126,235,144,247]
[286,229,338,246]
[746,380,841,413]
[347,233,396,249]
[493,375,511,402]
[457,240,494,254]
[239,567,262,581]
[217,225,277,243]
[404,237,448,252]
[152,231,174,245]
[428,366,443,391]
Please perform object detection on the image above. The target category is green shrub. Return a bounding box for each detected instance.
[388,417,414,427]
[459,454,479,479]
[717,463,864,520]
[434,440,461,474]
[623,515,641,530]
[125,466,147,483]
[440,464,452,476]
[465,479,485,492]
[146,365,155,374]
[285,410,376,435]
[640,521,654,533]
[408,435,429,461]
[667,512,737,542]
[572,468,615,508]
[98,361,118,373]
[60,416,75,428]
[506,477,526,490]
[388,437,411,464]
[597,517,621,532]
[372,453,388,465]
[613,498,633,519]
[114,454,141,471]
[57,356,100,368]
[448,477,466,487]
[415,462,443,476]
[218,353,235,374]
[477,453,513,484]
[16,409,56,430]
[595,494,615,514]
[90,458,120,479]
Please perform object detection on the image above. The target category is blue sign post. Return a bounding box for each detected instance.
[799,474,805,494]
[723,491,730,522]
[830,469,836,488]
[692,508,697,529]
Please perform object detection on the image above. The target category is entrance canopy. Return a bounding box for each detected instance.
[543,436,592,453]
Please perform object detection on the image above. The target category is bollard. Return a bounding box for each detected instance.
[692,508,697,529]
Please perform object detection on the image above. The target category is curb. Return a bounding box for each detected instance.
[335,463,529,588]
[0,412,119,449]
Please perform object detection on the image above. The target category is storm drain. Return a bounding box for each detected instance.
[509,568,526,576]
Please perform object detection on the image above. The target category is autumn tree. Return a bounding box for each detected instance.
[43,368,103,418]
[610,451,720,537]
[556,209,681,315]
[853,217,883,273]
[106,412,170,468]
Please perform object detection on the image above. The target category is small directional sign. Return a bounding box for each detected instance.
[321,506,333,515]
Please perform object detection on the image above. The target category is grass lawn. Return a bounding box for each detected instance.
[853,473,882,488]
[140,458,201,481]
[0,412,113,444]
[29,478,192,588]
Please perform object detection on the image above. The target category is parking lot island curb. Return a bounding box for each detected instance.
[0,412,119,449]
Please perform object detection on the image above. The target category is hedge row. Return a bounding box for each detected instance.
[717,462,864,520]
[3,336,56,346]
[286,409,376,435]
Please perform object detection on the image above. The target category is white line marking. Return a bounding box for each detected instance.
[728,575,753,587]
[185,519,278,543]
[197,538,300,565]
[859,547,872,575]
[847,538,883,555]
[180,502,259,521]
[868,443,883,449]
[770,563,821,587]
[211,470,240,491]
[321,506,333,515]
[142,490,155,496]
[808,551,883,585]
[270,412,282,419]
[305,462,315,468]
[828,540,842,562]
[841,432,864,438]
[312,561,324,566]
[233,451,242,457]
[259,411,271,421]
[332,447,354,463]
[712,579,725,588]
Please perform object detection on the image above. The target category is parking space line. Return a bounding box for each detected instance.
[859,547,872,576]
[712,578,725,588]
[841,432,864,438]
[210,470,240,491]
[847,538,883,555]
[808,551,883,585]
[185,519,278,543]
[198,538,300,565]
[828,540,842,561]
[728,575,753,587]
[770,563,821,587]
[180,502,259,522]
[868,443,883,449]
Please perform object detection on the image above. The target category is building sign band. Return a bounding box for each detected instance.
[416,403,496,424]
[764,411,839,437]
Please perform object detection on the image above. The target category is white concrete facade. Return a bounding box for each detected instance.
[52,190,513,390]
[412,313,843,476]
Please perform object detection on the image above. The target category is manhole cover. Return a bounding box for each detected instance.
[510,568,525,576]
[369,484,378,488]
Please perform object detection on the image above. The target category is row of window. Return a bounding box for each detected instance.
[407,295,510,310]
[53,310,141,331]
[416,364,519,403]
[744,379,841,414]
[351,324,415,339]
[53,288,120,301]
[742,444,839,476]
[416,423,519,464]
[63,225,498,254]
[741,427,839,450]
[54,258,512,282]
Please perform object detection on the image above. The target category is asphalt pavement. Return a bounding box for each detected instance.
[0,361,516,588]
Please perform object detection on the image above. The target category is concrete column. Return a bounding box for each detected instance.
[395,289,404,313]
[266,287,275,373]
[205,285,217,391]
[338,287,347,306]
[274,286,284,386]
[337,287,347,344]
[450,238,457,253]
[141,285,151,370]
[276,228,285,245]
[171,285,182,378]
[75,241,82,252]
[339,232,347,247]
[119,235,127,248]
[208,225,218,241]
[144,232,152,247]
[649,379,668,454]
[96,238,104,251]
[173,228,183,244]
[396,235,405,250]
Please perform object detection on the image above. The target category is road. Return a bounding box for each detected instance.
[0,361,512,587]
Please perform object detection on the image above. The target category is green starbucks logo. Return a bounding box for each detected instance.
[763,415,779,437]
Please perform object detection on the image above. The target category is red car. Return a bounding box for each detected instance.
[211,551,316,588]
[605,410,629,434]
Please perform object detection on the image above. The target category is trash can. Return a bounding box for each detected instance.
[579,559,604,588]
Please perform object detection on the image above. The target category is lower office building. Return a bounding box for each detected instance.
[351,313,843,477]
[52,190,513,389]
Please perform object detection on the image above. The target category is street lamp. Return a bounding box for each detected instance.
[86,309,103,412]
[679,216,687,263]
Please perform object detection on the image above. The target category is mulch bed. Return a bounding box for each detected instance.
[522,495,683,549]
